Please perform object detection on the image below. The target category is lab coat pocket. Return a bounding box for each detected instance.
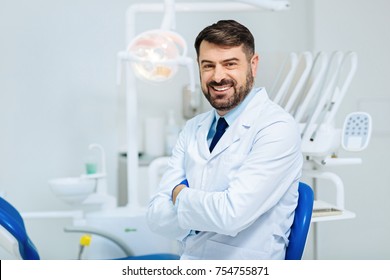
[201,239,269,260]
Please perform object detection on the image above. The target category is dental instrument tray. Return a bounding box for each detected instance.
[312,200,342,218]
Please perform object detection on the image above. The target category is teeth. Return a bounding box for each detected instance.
[214,86,230,91]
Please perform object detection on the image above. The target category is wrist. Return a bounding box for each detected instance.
[172,184,187,205]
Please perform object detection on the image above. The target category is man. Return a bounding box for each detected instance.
[147,20,303,260]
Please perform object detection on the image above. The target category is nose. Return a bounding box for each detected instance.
[212,64,227,83]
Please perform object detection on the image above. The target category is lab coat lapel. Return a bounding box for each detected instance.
[210,117,249,156]
[209,90,264,157]
[196,112,215,159]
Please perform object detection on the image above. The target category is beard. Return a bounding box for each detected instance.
[202,68,254,113]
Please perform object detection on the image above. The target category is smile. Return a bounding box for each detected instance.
[212,85,232,92]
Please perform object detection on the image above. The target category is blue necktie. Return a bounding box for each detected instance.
[209,117,229,152]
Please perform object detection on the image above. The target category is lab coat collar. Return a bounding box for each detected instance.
[197,88,267,159]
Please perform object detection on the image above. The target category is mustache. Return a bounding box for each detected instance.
[207,79,236,88]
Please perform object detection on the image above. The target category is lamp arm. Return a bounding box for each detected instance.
[160,0,176,30]
[236,0,290,11]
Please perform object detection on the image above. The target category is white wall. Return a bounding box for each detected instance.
[0,0,138,207]
[0,0,132,259]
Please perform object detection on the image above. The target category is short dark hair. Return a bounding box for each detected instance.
[194,20,255,61]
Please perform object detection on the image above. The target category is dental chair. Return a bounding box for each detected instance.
[285,182,314,260]
[0,182,313,260]
[0,196,40,260]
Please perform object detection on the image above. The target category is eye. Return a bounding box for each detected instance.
[202,64,214,70]
[224,61,238,69]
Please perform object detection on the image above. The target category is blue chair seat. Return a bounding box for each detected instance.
[285,182,314,260]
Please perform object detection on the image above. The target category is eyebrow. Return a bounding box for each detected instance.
[200,58,240,65]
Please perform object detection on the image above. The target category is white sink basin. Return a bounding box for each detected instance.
[49,177,96,204]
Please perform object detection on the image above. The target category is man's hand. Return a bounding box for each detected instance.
[172,184,187,205]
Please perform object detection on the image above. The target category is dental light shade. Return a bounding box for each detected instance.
[126,0,189,83]
[127,29,188,83]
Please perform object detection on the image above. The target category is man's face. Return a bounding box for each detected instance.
[198,41,259,115]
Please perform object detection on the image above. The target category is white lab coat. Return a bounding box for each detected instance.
[147,88,303,259]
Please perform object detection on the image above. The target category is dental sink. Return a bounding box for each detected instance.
[49,177,96,204]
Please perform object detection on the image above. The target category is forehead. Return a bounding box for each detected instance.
[198,41,246,62]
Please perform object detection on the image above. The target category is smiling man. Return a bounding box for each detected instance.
[147,20,303,260]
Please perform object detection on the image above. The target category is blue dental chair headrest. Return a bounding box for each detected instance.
[0,196,40,260]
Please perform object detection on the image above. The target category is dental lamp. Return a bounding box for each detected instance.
[126,0,195,89]
[117,0,196,210]
[128,30,187,82]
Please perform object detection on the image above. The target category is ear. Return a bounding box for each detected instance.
[250,53,259,77]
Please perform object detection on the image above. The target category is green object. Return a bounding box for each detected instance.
[85,162,97,174]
